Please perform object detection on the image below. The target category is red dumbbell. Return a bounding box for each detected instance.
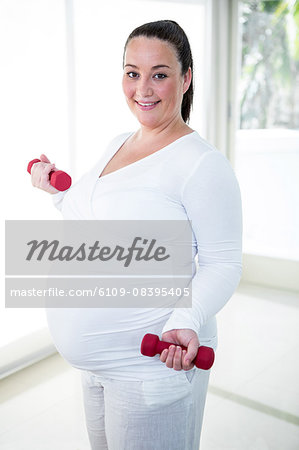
[27,158,72,191]
[141,333,215,370]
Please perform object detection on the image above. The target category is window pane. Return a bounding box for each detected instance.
[1,0,68,348]
[235,0,299,261]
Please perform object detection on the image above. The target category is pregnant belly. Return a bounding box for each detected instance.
[46,307,171,371]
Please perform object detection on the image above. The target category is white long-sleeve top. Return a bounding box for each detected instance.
[46,131,242,380]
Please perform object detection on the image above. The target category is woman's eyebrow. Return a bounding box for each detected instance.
[124,64,171,69]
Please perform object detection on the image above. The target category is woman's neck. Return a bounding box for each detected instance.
[134,118,193,144]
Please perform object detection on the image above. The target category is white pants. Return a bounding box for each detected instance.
[81,368,210,450]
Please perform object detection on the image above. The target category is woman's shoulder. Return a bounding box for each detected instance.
[181,130,218,157]
[169,130,220,172]
[164,131,236,194]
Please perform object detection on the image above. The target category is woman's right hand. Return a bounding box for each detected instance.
[30,154,60,194]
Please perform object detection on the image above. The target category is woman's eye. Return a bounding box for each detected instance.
[127,72,138,78]
[154,73,167,79]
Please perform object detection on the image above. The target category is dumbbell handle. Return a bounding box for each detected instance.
[141,333,215,370]
[27,158,72,191]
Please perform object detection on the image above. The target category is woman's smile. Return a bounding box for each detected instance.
[135,100,161,110]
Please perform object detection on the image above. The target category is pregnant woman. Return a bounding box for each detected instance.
[30,20,242,450]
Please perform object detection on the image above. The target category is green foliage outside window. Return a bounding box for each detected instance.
[240,0,299,129]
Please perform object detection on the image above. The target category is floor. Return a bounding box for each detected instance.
[0,282,299,449]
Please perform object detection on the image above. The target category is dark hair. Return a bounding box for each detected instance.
[123,20,194,123]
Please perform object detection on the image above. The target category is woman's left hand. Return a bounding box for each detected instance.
[160,329,199,371]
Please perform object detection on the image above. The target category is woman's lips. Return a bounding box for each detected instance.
[135,100,161,111]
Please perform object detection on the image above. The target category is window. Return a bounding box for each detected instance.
[235,0,299,262]
[0,0,68,357]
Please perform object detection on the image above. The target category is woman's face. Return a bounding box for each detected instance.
[122,36,191,131]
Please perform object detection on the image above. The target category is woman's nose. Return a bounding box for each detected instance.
[136,79,154,97]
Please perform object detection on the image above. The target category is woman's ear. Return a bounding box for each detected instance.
[183,67,192,94]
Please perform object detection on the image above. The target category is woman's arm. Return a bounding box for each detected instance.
[51,190,68,211]
[160,150,243,369]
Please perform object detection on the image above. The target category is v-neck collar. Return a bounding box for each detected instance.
[88,130,197,217]
[97,130,197,182]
